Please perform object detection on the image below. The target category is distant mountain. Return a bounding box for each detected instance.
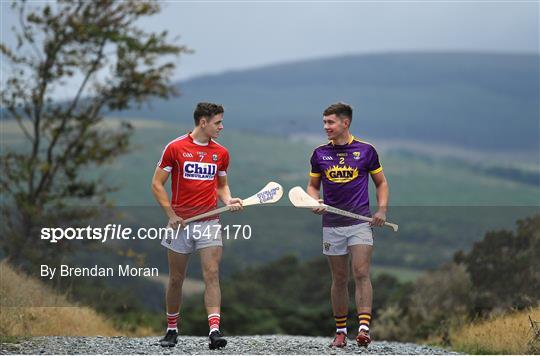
[117,52,539,154]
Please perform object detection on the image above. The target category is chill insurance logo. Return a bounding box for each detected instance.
[183,162,217,180]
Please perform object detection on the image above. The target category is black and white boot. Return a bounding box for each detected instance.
[159,329,178,347]
[208,330,227,350]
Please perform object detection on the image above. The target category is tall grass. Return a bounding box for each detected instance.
[0,261,124,337]
[450,307,540,354]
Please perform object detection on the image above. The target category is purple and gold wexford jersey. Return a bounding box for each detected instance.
[310,136,382,227]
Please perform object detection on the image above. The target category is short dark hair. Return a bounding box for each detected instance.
[323,102,353,122]
[193,102,224,125]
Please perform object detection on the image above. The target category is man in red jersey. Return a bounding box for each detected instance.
[151,102,242,349]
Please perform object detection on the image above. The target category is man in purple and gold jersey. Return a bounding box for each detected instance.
[306,102,389,348]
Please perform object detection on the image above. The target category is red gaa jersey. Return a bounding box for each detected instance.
[157,133,230,221]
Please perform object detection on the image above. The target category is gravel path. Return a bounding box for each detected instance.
[2,336,459,355]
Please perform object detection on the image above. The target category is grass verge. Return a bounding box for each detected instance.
[0,261,153,337]
[449,307,540,354]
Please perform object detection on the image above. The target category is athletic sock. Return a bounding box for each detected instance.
[334,315,347,334]
[358,312,371,333]
[208,313,221,334]
[167,312,179,331]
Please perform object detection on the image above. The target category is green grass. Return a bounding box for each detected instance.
[371,265,423,283]
[101,119,539,206]
[5,119,536,206]
[0,335,26,344]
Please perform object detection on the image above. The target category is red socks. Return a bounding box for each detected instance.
[208,313,220,333]
[167,312,221,333]
[167,312,179,331]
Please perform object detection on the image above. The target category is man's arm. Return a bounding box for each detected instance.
[217,175,243,212]
[151,167,184,228]
[370,170,389,227]
[307,176,325,215]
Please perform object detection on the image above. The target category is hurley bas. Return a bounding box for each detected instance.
[40,264,159,279]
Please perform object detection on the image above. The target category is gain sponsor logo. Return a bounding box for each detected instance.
[256,186,281,203]
[325,165,359,183]
[183,161,217,180]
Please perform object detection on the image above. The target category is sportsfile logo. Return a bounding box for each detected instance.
[256,186,280,203]
[183,161,217,180]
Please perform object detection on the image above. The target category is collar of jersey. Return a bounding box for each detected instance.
[188,132,210,146]
[330,134,354,146]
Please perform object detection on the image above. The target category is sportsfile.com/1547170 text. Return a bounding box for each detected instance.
[40,224,252,244]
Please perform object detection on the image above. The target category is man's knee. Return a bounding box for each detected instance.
[169,271,185,288]
[352,266,370,282]
[203,264,220,283]
[331,269,348,287]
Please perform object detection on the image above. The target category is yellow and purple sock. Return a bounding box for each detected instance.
[334,315,347,334]
[358,313,371,333]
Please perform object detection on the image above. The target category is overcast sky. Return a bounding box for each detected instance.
[145,1,539,80]
[1,1,538,96]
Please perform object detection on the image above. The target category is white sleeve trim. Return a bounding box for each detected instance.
[218,171,227,176]
[162,166,172,172]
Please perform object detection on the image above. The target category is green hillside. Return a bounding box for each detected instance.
[3,118,538,276]
[98,119,538,276]
[107,120,539,207]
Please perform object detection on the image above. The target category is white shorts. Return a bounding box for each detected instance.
[161,219,222,254]
[322,222,373,256]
